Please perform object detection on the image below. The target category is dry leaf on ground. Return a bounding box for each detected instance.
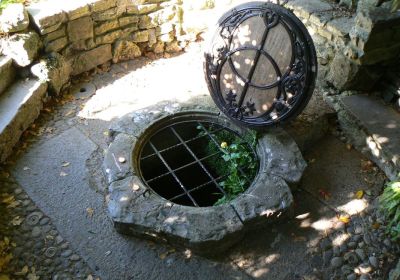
[319,189,331,200]
[355,190,364,199]
[86,208,94,218]
[11,216,24,226]
[338,215,350,224]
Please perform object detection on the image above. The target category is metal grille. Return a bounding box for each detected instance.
[139,120,258,207]
[204,2,317,127]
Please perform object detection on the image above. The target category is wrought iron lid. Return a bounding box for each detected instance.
[204,2,317,128]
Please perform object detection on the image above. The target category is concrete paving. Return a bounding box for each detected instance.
[340,94,400,180]
[0,42,389,279]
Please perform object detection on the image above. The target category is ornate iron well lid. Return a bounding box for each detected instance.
[204,1,317,128]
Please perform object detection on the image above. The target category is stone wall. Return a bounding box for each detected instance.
[1,0,197,96]
[285,0,400,92]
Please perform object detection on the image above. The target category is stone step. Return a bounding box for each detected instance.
[0,79,47,163]
[0,56,16,96]
[336,94,400,180]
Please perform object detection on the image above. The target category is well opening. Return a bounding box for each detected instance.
[138,115,259,207]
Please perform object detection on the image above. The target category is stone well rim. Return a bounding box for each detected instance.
[131,110,263,208]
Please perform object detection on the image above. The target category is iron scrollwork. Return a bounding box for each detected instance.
[204,2,317,128]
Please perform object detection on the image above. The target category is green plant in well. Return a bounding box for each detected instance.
[379,176,400,241]
[214,138,258,205]
[392,0,400,12]
[197,125,258,206]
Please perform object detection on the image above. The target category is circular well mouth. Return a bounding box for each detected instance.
[135,113,259,207]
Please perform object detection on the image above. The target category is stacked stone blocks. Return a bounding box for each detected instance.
[25,0,185,77]
[285,0,400,91]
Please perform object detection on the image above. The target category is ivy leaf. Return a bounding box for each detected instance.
[392,0,400,12]
[222,154,230,161]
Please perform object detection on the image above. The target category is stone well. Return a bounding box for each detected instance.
[104,108,306,255]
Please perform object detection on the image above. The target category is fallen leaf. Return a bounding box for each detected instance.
[0,253,12,272]
[372,223,380,230]
[60,171,68,177]
[6,200,20,209]
[27,271,39,280]
[159,248,175,260]
[61,162,70,167]
[103,131,109,136]
[355,190,364,199]
[64,110,75,117]
[293,236,307,242]
[346,144,352,150]
[159,252,168,260]
[45,127,55,134]
[87,275,94,280]
[86,208,94,218]
[361,160,374,172]
[11,216,23,226]
[318,189,331,200]
[1,195,15,205]
[338,215,350,224]
[14,265,28,276]
[363,177,373,185]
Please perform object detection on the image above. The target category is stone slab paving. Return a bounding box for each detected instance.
[227,189,336,279]
[301,136,386,215]
[339,95,400,180]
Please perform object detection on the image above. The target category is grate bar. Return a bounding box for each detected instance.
[169,174,228,202]
[196,122,253,183]
[141,126,225,160]
[149,141,199,207]
[170,127,228,196]
[145,151,222,183]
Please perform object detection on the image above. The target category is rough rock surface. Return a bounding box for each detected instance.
[0,56,15,95]
[31,53,72,95]
[69,44,112,76]
[112,40,142,63]
[2,32,42,67]
[0,3,29,33]
[0,79,47,162]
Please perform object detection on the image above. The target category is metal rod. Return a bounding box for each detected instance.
[141,127,224,160]
[236,23,271,110]
[149,141,199,207]
[170,127,228,196]
[169,174,228,202]
[145,151,222,183]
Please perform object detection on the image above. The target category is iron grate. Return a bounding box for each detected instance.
[139,120,258,207]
